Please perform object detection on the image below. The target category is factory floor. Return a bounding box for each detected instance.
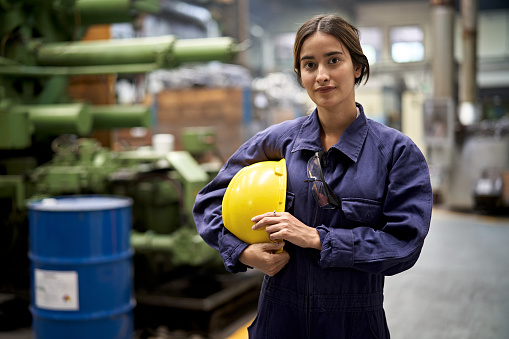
[384,208,509,339]
[1,207,509,339]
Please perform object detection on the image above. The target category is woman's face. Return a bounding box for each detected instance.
[299,32,361,112]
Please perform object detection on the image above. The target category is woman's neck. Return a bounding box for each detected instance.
[318,104,358,151]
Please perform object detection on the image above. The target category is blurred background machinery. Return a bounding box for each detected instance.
[0,0,262,335]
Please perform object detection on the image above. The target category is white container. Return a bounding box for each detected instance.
[152,134,175,154]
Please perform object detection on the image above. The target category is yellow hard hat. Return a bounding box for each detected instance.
[222,159,286,244]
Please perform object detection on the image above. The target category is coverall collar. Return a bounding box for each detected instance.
[291,103,368,163]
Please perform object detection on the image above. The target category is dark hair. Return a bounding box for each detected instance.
[293,14,370,87]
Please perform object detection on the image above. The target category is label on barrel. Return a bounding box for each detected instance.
[35,269,79,311]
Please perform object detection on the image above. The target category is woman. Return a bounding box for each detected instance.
[193,14,432,338]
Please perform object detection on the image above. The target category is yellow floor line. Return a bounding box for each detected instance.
[226,317,254,339]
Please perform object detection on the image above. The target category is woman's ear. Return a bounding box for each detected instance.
[354,64,362,79]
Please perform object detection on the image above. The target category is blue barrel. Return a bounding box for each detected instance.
[28,195,134,339]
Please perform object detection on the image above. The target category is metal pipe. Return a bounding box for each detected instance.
[35,36,176,67]
[431,0,455,99]
[35,36,237,68]
[171,37,238,65]
[459,0,478,125]
[76,0,132,25]
[130,229,219,266]
[131,231,176,252]
[90,105,151,129]
[236,0,250,68]
[76,0,160,25]
[0,63,158,76]
[13,103,92,136]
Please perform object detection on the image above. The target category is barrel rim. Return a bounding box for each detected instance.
[28,195,133,211]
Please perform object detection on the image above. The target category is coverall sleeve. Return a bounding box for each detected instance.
[192,129,282,273]
[316,139,433,276]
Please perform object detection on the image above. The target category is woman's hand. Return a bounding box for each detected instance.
[251,212,322,250]
[239,242,289,276]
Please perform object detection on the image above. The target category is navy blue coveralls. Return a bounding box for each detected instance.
[193,104,433,338]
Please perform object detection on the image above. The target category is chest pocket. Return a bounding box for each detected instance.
[341,198,382,225]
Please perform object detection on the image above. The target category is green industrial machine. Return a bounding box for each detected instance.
[0,0,238,294]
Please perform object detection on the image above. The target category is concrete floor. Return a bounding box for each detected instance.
[1,208,509,338]
[384,208,509,339]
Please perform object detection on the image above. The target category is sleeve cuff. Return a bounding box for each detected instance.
[317,226,354,269]
[219,233,250,273]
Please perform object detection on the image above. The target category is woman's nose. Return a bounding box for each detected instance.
[316,65,329,83]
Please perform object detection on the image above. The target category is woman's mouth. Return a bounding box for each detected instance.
[316,86,335,94]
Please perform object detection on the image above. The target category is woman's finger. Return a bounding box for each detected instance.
[251,211,279,222]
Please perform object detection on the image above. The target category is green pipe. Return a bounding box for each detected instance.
[172,37,238,64]
[130,229,218,266]
[0,63,158,76]
[131,231,176,252]
[35,36,176,67]
[13,103,92,136]
[90,105,151,129]
[35,36,238,68]
[75,0,160,25]
[76,0,131,25]
[1,36,238,76]
[131,0,160,14]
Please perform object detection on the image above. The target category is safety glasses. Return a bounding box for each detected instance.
[305,151,340,209]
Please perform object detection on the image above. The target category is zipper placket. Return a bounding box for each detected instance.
[307,196,320,338]
[306,149,328,337]
[307,150,329,337]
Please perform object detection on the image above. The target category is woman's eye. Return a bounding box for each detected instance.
[329,57,340,64]
[303,62,315,69]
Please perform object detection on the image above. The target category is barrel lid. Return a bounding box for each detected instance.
[28,195,132,211]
